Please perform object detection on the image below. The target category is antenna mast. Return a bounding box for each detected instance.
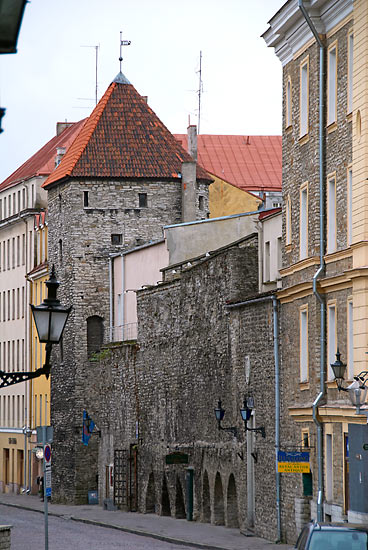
[119,31,131,72]
[197,51,203,134]
[81,44,99,106]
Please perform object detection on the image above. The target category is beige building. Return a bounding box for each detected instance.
[264,0,368,541]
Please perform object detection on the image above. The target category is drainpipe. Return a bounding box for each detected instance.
[273,297,281,542]
[109,256,113,342]
[298,0,326,523]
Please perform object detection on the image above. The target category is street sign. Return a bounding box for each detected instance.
[44,444,51,463]
[277,451,310,473]
[36,426,53,444]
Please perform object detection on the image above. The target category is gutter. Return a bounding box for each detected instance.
[299,0,326,523]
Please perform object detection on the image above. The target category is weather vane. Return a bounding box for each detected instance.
[119,31,131,72]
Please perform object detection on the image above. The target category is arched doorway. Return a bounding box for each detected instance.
[146,472,155,513]
[175,476,186,518]
[226,474,239,528]
[161,475,171,516]
[202,471,211,523]
[213,472,225,525]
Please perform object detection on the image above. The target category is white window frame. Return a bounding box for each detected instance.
[286,76,292,128]
[300,306,309,383]
[327,42,338,126]
[264,241,270,282]
[300,57,309,137]
[325,432,333,502]
[327,302,337,381]
[327,172,337,254]
[347,30,353,114]
[286,194,292,246]
[300,183,308,260]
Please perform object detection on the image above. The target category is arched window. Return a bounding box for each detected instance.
[87,316,104,359]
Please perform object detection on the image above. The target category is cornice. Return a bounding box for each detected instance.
[263,0,353,67]
[280,256,320,277]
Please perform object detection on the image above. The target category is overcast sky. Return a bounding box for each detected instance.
[0,0,283,183]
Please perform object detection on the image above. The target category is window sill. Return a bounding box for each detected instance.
[285,243,292,252]
[327,121,337,134]
[300,382,310,391]
[298,134,309,146]
[346,112,352,122]
[285,125,292,134]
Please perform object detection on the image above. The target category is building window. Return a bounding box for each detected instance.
[111,234,123,245]
[286,76,292,128]
[83,191,89,208]
[264,241,270,282]
[327,43,337,126]
[347,167,353,245]
[139,193,147,208]
[59,239,63,264]
[348,30,353,114]
[286,195,291,245]
[299,183,308,260]
[277,236,282,274]
[199,195,204,210]
[347,298,353,380]
[325,432,333,502]
[327,173,336,254]
[327,303,337,380]
[300,306,308,383]
[300,57,309,137]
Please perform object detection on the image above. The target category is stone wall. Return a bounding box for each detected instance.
[96,234,281,541]
[0,527,11,550]
[47,177,208,503]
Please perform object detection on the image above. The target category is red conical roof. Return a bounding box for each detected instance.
[43,73,211,189]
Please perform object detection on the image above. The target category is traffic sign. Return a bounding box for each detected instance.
[44,444,51,463]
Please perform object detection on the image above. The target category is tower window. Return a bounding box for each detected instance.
[199,196,204,210]
[139,193,147,208]
[83,191,89,208]
[111,234,123,245]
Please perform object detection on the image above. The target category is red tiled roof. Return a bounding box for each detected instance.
[43,75,212,189]
[174,134,282,193]
[258,207,282,221]
[0,120,85,192]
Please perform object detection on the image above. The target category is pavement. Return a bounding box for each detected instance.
[0,493,293,550]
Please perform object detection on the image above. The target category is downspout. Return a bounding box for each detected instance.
[273,297,281,542]
[109,256,113,342]
[298,0,326,523]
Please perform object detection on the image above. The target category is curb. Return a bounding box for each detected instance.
[0,500,234,550]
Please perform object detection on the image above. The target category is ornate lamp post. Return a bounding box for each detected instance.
[0,266,71,388]
[331,349,368,416]
[214,396,266,439]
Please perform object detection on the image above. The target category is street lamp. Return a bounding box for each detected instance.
[214,397,266,439]
[331,349,368,416]
[0,266,71,388]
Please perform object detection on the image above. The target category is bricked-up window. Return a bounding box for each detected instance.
[299,183,308,260]
[327,42,337,126]
[83,191,89,207]
[299,57,309,137]
[139,193,147,208]
[347,30,353,114]
[111,234,123,245]
[286,76,292,128]
[87,316,104,359]
[347,167,353,245]
[299,306,308,382]
[327,173,336,254]
[327,302,337,381]
[347,298,353,380]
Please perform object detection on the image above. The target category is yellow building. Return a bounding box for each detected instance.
[27,213,49,493]
[209,174,262,218]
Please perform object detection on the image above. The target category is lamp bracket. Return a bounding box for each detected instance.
[218,424,239,439]
[245,425,266,438]
[0,363,51,389]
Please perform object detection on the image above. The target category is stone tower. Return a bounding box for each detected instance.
[42,72,212,503]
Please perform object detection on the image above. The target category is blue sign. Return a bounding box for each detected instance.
[278,451,310,462]
[44,444,51,463]
[45,487,51,497]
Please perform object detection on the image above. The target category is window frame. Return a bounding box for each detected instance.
[300,305,309,383]
[327,171,337,254]
[347,29,353,115]
[299,56,309,138]
[286,75,292,129]
[327,301,337,381]
[299,182,308,260]
[327,41,338,127]
[347,297,353,381]
[347,165,353,246]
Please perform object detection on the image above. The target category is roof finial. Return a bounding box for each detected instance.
[119,30,131,73]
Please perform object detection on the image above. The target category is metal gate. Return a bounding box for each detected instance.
[114,449,128,508]
[129,444,138,511]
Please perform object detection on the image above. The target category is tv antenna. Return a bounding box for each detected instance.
[81,44,99,105]
[119,31,131,72]
[197,51,203,134]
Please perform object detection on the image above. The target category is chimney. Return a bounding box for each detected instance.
[187,125,197,161]
[141,96,148,103]
[56,121,74,136]
[55,147,66,167]
[181,161,197,223]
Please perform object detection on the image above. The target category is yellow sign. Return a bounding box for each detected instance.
[278,462,310,473]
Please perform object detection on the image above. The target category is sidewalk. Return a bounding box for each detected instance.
[0,493,293,550]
